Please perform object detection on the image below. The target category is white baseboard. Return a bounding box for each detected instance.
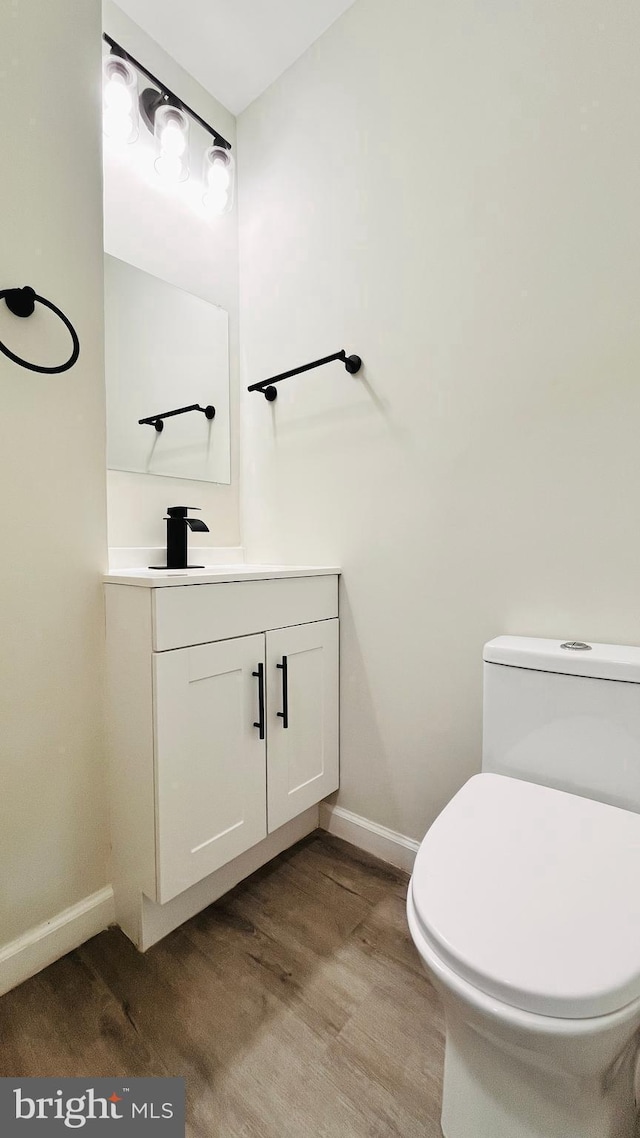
[0,805,417,996]
[0,886,115,997]
[319,803,420,873]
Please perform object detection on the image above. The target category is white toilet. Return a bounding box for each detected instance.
[407,636,640,1138]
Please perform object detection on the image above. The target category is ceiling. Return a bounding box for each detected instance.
[114,0,357,115]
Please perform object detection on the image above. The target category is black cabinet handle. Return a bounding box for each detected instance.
[252,663,265,740]
[277,655,289,729]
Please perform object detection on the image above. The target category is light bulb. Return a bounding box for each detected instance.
[154,105,189,182]
[160,121,187,157]
[102,55,138,144]
[202,145,235,215]
[104,76,132,114]
[207,163,231,191]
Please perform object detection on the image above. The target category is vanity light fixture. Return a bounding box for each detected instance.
[102,34,233,200]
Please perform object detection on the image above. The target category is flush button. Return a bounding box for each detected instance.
[560,641,592,651]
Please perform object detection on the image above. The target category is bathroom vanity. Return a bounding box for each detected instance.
[104,564,339,949]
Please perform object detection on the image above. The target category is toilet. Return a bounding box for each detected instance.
[407,636,640,1138]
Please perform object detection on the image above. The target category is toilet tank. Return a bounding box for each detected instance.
[482,636,640,813]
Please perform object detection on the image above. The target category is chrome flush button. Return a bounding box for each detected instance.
[560,641,592,651]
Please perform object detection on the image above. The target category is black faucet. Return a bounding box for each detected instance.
[150,506,210,570]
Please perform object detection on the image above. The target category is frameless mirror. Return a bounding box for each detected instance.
[104,255,230,483]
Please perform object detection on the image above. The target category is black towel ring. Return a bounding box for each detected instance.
[0,286,80,374]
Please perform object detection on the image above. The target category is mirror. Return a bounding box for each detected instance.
[104,255,230,484]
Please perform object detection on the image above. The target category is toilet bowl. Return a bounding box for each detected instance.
[407,637,640,1138]
[408,775,640,1138]
[408,896,640,1138]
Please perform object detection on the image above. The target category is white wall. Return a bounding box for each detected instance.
[103,2,240,550]
[0,0,108,942]
[238,0,640,840]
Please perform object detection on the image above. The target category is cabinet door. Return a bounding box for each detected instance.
[266,619,339,832]
[154,634,267,902]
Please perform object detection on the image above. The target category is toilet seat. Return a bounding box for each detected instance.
[410,773,640,1018]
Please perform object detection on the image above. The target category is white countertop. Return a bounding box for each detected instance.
[104,564,341,588]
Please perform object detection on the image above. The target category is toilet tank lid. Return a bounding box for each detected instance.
[484,636,640,684]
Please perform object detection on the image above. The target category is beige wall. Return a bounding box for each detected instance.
[0,0,109,941]
[103,2,240,550]
[238,0,640,840]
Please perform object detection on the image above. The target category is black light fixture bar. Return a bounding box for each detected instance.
[102,33,232,150]
[139,403,216,433]
[248,349,362,401]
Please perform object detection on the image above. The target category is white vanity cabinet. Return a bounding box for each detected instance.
[105,567,339,948]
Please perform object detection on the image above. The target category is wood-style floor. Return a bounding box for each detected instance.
[0,833,445,1137]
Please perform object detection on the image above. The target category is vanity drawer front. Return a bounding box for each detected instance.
[153,575,339,651]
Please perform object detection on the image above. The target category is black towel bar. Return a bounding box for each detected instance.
[247,349,362,401]
[139,403,216,433]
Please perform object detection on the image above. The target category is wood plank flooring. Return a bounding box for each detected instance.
[0,833,445,1137]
